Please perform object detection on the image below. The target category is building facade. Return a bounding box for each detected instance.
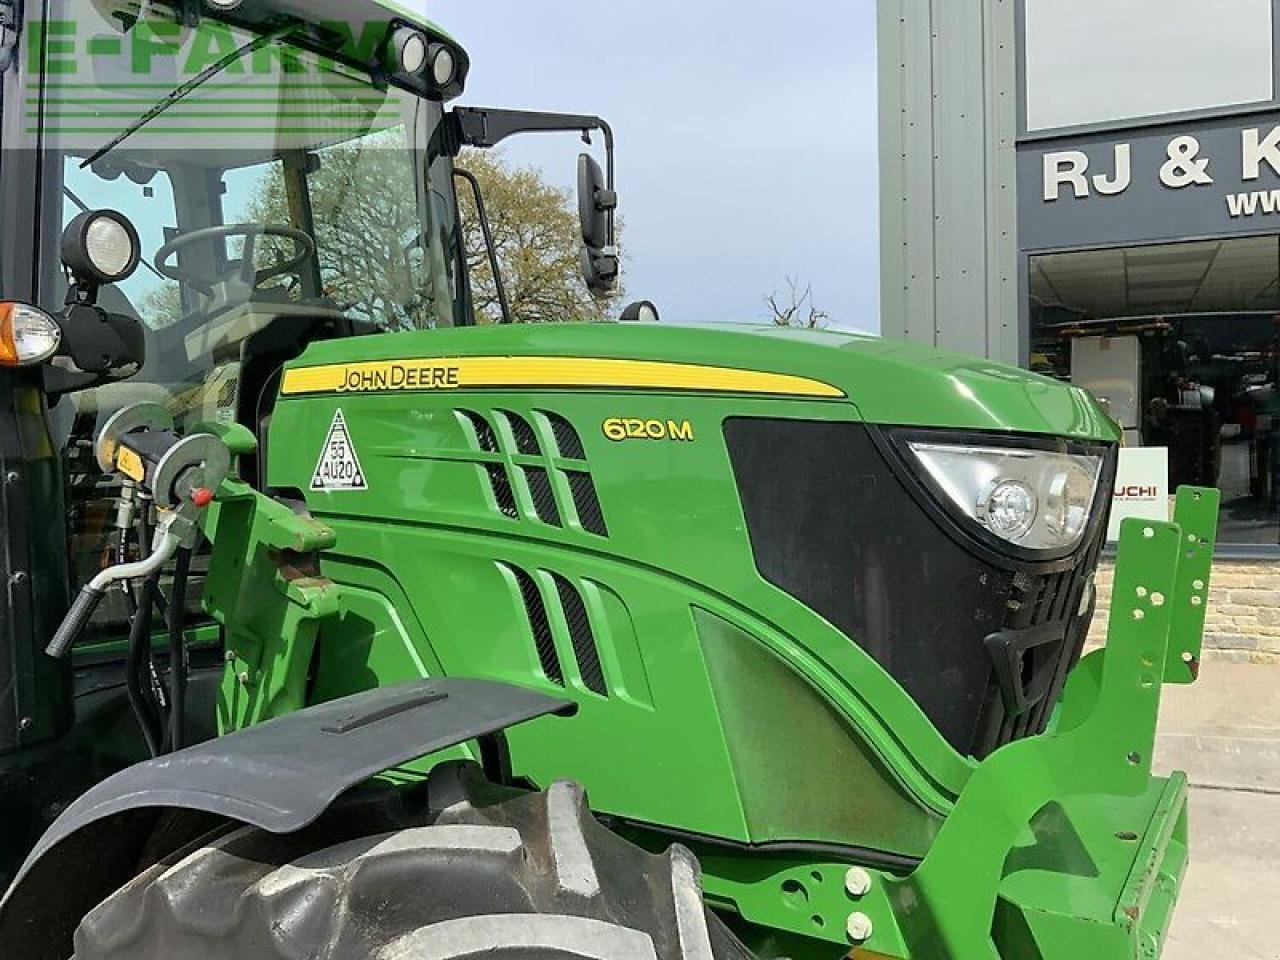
[881,0,1280,561]
[881,0,1280,660]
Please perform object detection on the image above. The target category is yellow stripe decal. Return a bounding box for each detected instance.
[280,357,845,399]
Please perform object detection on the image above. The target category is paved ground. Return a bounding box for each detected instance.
[1158,660,1280,959]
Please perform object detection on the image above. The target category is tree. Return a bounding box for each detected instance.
[137,140,618,329]
[139,282,183,330]
[766,277,829,329]
[455,149,622,324]
[248,137,444,330]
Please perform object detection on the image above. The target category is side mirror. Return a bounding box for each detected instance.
[578,154,619,295]
[580,247,620,297]
[45,210,146,397]
[577,153,615,249]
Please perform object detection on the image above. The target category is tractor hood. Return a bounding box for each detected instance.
[285,322,1120,442]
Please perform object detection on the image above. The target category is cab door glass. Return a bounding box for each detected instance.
[55,159,193,641]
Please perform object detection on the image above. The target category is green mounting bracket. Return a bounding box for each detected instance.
[878,486,1219,960]
[1164,487,1219,684]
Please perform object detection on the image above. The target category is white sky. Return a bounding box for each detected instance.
[429,1,880,332]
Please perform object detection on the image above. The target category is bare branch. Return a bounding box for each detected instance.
[765,276,829,329]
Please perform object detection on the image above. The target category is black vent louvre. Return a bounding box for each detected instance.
[523,467,561,526]
[512,567,563,685]
[485,464,519,519]
[547,413,586,460]
[505,412,542,455]
[462,411,499,453]
[552,574,607,696]
[567,471,607,537]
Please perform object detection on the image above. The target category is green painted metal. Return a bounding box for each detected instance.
[1164,488,1220,684]
[192,318,1213,959]
[200,477,342,729]
[878,496,1217,959]
[287,323,1121,440]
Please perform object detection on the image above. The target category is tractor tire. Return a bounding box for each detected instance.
[72,762,751,960]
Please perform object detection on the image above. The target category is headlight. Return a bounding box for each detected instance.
[0,302,62,366]
[907,442,1103,551]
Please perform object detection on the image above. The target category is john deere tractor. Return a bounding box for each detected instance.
[0,2,1219,958]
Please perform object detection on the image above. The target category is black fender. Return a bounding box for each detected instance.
[0,678,573,958]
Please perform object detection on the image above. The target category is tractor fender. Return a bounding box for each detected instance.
[0,678,573,957]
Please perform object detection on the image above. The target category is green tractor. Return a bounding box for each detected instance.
[0,2,1220,958]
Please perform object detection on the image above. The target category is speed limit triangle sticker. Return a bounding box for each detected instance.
[311,409,368,491]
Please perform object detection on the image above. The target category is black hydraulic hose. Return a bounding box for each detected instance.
[166,548,192,753]
[126,573,164,757]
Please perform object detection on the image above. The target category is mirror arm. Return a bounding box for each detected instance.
[449,107,616,247]
[453,168,513,325]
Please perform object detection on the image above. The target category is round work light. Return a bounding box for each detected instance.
[390,27,430,75]
[61,210,142,288]
[429,44,456,86]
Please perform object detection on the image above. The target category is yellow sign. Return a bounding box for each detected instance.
[280,357,844,400]
[115,446,147,483]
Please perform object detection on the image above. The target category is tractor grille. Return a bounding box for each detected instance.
[983,530,1108,749]
[725,418,1115,759]
[458,410,608,537]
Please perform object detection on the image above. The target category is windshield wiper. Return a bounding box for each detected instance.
[82,23,295,169]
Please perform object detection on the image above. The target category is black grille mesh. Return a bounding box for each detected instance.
[553,574,607,696]
[523,467,561,527]
[511,567,563,685]
[505,412,542,455]
[462,411,499,452]
[460,409,605,536]
[567,471,607,537]
[547,413,586,460]
[485,464,518,519]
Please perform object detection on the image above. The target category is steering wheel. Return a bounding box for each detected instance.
[154,224,316,297]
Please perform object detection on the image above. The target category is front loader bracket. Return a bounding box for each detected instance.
[879,487,1219,960]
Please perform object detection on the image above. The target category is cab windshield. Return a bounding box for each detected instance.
[42,15,462,434]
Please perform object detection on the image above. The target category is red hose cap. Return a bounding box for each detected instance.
[191,487,215,508]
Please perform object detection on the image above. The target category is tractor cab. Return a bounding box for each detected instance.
[3,0,617,652]
[3,2,472,674]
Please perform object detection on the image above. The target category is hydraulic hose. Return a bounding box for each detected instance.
[166,548,192,753]
[126,573,164,757]
[45,528,181,659]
